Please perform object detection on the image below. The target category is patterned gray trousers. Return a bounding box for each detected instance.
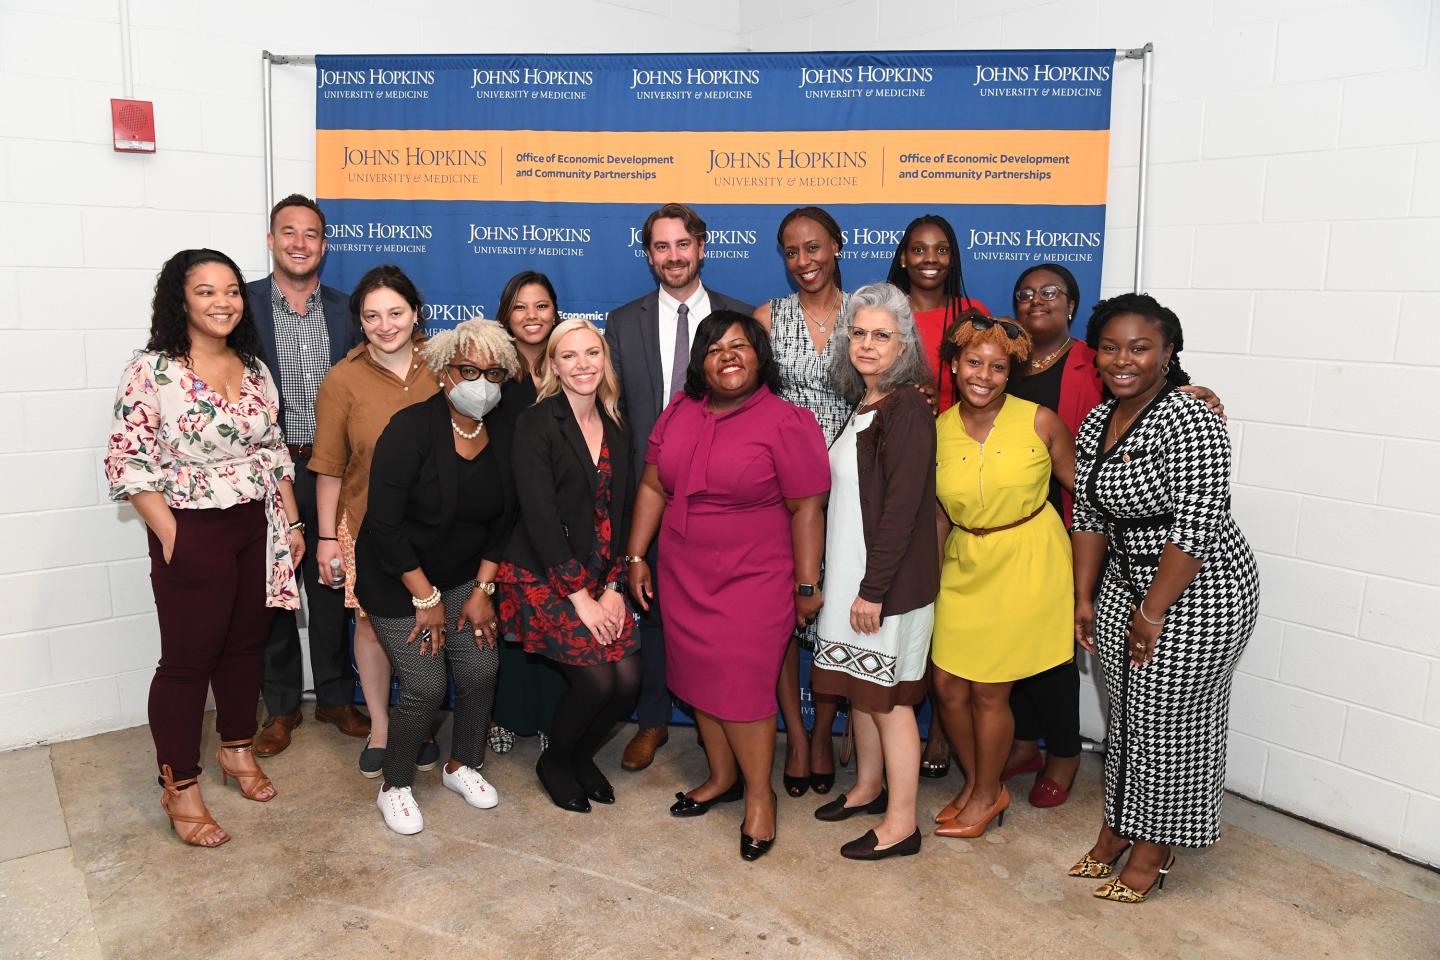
[370,583,498,787]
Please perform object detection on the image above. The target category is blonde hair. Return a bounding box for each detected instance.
[944,312,1033,368]
[536,318,623,424]
[421,319,521,379]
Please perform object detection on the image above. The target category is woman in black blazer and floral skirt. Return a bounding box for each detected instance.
[498,318,639,813]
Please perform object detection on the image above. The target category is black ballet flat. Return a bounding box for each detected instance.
[536,756,591,813]
[740,829,775,862]
[814,788,888,822]
[574,760,615,805]
[809,771,836,795]
[669,781,743,817]
[840,827,922,861]
[783,774,809,798]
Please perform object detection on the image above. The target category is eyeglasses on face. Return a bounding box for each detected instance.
[850,327,896,345]
[448,363,508,383]
[1015,284,1065,303]
[968,317,1025,339]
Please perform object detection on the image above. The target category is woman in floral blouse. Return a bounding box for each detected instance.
[106,249,305,849]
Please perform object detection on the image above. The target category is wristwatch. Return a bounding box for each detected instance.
[472,580,496,596]
[796,583,816,597]
[603,580,623,593]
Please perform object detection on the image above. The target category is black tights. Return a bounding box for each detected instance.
[1009,659,1082,757]
[538,655,641,796]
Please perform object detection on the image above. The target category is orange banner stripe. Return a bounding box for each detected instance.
[316,129,1109,205]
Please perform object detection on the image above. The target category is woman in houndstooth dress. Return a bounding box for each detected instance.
[1070,294,1259,905]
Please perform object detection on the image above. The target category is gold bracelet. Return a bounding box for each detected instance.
[1137,602,1164,626]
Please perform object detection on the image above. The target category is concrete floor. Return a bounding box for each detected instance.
[3,709,1438,960]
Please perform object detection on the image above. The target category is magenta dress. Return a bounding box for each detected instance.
[647,385,830,722]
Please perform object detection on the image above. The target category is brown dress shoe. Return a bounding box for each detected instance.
[621,726,669,771]
[253,710,302,758]
[314,704,371,738]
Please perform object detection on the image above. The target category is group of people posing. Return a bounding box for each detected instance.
[106,196,1258,905]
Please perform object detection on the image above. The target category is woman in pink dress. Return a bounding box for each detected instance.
[627,310,829,862]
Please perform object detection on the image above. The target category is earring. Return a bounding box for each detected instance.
[951,363,958,374]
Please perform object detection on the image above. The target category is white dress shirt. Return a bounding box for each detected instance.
[656,284,713,404]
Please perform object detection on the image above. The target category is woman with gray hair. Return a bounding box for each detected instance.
[355,319,521,835]
[810,282,938,860]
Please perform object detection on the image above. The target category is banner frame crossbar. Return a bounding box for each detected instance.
[260,45,1154,294]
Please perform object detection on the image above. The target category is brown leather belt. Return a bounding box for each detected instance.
[957,502,1046,537]
[287,443,314,459]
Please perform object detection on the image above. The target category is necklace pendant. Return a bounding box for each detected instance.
[1122,452,1131,463]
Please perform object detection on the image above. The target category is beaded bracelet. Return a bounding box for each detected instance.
[411,586,442,610]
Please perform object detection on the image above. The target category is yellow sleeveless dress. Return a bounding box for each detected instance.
[932,396,1073,682]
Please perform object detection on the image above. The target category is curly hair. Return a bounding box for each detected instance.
[683,310,782,401]
[829,283,933,404]
[420,318,521,380]
[943,312,1033,375]
[776,206,845,291]
[349,264,424,334]
[1084,293,1191,387]
[145,249,262,368]
[885,214,975,310]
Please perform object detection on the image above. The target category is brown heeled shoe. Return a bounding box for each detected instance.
[216,739,277,801]
[160,764,229,848]
[935,786,1010,839]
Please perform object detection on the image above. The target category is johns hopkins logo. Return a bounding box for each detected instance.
[324,222,433,254]
[423,303,487,324]
[797,63,934,100]
[318,67,436,100]
[839,225,905,261]
[971,62,1110,98]
[629,66,762,101]
[625,226,759,260]
[966,227,1104,263]
[470,66,593,101]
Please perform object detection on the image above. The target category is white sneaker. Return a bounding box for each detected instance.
[377,784,424,835]
[442,764,499,810]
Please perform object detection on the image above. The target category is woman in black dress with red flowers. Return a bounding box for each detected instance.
[498,318,639,812]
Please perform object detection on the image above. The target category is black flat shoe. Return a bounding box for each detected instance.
[783,773,809,798]
[574,759,615,805]
[919,757,951,779]
[669,781,743,817]
[814,788,888,822]
[536,756,591,813]
[740,829,775,861]
[810,770,836,794]
[840,827,922,860]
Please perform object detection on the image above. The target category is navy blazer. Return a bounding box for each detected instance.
[503,392,634,589]
[244,275,358,438]
[603,285,753,476]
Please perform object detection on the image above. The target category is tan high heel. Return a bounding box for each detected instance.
[935,786,1010,838]
[160,764,229,848]
[216,739,277,801]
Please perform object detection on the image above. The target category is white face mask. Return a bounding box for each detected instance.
[448,373,502,420]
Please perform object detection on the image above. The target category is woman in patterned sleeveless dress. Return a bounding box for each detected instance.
[754,206,855,797]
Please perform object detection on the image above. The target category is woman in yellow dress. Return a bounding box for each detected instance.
[931,315,1076,839]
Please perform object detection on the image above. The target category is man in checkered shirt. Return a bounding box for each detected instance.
[245,194,367,757]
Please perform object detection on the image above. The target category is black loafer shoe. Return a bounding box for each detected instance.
[740,829,775,862]
[814,788,889,822]
[840,827,922,861]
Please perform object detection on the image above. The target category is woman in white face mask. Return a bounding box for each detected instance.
[354,319,523,836]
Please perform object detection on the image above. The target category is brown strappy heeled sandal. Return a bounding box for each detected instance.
[215,739,277,801]
[160,764,229,848]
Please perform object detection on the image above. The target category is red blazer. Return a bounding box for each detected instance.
[1055,339,1103,526]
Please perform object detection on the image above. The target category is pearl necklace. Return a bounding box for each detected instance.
[451,418,484,439]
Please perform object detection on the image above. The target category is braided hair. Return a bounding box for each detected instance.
[885,214,975,310]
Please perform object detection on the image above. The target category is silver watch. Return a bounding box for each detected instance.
[473,580,496,596]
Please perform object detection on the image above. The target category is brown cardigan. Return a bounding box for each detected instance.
[854,387,940,615]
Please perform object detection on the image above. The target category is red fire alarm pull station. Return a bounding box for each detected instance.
[111,98,155,153]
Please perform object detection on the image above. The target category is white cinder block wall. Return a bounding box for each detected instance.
[2,0,1436,866]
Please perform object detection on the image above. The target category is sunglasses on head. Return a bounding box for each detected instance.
[967,317,1025,339]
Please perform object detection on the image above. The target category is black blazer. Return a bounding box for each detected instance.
[604,285,754,476]
[354,391,518,616]
[504,392,633,587]
[244,275,359,434]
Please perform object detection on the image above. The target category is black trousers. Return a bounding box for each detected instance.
[260,454,353,714]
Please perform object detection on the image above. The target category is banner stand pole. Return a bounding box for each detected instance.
[1119,43,1155,294]
[260,52,318,263]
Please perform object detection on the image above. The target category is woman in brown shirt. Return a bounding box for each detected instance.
[311,265,439,777]
[811,283,939,860]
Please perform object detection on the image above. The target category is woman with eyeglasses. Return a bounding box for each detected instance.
[355,319,521,835]
[930,315,1076,840]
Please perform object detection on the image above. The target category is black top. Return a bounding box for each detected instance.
[501,392,634,584]
[354,391,518,617]
[1008,351,1067,517]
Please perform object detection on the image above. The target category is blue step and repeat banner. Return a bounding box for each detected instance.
[314,50,1115,329]
[317,51,1115,728]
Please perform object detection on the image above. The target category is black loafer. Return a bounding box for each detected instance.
[840,827,922,861]
[575,760,615,805]
[669,781,743,817]
[536,757,591,813]
[814,788,889,822]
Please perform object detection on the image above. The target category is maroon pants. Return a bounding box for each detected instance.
[146,500,274,780]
